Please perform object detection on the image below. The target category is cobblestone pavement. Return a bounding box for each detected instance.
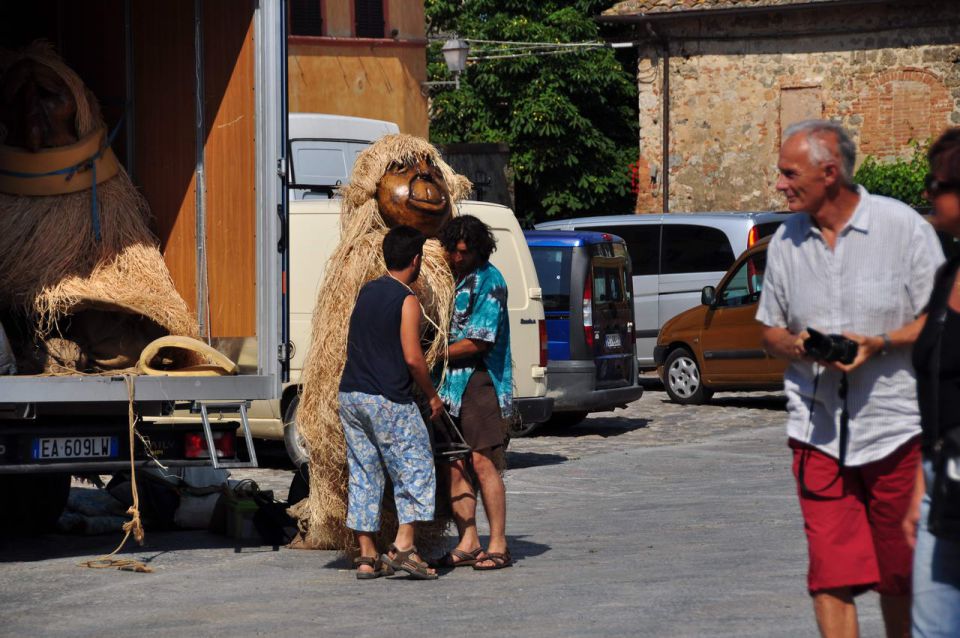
[3,384,890,637]
[235,383,790,498]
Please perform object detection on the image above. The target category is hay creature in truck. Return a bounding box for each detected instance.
[290,134,471,551]
[0,41,198,374]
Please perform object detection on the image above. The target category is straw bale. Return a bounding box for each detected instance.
[292,135,470,551]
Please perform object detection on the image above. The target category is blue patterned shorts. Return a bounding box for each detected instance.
[338,392,436,532]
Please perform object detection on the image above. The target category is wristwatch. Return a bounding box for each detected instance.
[879,333,892,355]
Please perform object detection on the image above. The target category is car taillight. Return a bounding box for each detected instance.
[583,274,594,350]
[747,226,758,248]
[184,431,236,459]
[538,319,548,368]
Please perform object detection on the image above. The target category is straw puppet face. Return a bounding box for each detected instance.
[0,59,78,152]
[375,154,452,237]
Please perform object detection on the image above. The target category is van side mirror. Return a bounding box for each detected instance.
[701,285,717,307]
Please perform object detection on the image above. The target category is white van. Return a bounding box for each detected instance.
[247,198,553,464]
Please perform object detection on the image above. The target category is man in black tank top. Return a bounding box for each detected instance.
[338,226,443,580]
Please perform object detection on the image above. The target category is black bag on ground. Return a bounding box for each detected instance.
[106,470,179,530]
[252,491,298,546]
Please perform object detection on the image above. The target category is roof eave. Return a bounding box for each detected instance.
[598,0,894,24]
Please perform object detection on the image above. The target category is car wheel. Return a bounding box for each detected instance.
[663,347,712,405]
[545,410,589,429]
[283,394,310,468]
[0,473,71,535]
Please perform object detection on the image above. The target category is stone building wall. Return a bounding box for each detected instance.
[629,3,960,213]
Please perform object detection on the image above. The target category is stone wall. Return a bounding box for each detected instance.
[631,2,960,213]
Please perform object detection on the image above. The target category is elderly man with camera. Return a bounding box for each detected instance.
[757,120,944,638]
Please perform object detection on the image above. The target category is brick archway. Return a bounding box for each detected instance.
[854,68,953,158]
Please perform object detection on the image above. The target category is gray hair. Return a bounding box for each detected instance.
[783,119,857,187]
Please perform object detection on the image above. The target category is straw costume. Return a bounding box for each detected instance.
[290,135,471,550]
[0,42,197,373]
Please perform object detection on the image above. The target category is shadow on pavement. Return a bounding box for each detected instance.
[0,528,282,563]
[706,394,787,411]
[506,451,568,470]
[320,534,552,572]
[542,417,650,439]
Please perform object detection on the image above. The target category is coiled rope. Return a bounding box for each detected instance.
[79,375,153,573]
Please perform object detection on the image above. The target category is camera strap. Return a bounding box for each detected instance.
[838,372,850,468]
[798,368,850,497]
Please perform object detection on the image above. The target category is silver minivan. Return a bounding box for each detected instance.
[536,212,791,368]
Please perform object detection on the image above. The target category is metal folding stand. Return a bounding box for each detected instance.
[433,407,472,462]
[191,400,259,469]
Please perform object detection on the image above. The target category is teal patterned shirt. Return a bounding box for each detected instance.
[440,261,513,419]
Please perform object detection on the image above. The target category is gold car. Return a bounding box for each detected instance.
[652,238,786,404]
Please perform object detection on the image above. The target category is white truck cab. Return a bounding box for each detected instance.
[288,113,399,201]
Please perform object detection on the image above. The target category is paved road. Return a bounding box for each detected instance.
[0,386,885,637]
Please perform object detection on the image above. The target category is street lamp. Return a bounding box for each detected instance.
[422,38,470,94]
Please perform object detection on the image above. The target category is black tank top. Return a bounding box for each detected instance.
[339,276,414,403]
[913,256,960,455]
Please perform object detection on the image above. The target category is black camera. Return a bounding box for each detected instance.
[803,327,858,364]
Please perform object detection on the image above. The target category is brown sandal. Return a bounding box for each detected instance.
[433,547,483,568]
[353,556,393,580]
[473,551,513,571]
[381,544,438,580]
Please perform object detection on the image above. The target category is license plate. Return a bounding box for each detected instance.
[32,436,119,460]
[604,333,622,349]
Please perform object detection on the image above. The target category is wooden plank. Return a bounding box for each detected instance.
[132,1,198,313]
[202,0,257,337]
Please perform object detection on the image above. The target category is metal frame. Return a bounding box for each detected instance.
[196,401,259,469]
[0,0,286,405]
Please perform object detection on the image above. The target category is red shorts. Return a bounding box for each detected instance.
[790,436,920,596]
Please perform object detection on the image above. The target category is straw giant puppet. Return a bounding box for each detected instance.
[291,135,471,550]
[0,42,198,373]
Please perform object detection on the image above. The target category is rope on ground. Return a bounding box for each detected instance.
[78,375,153,573]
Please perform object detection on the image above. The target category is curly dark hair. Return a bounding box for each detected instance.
[438,214,497,262]
[929,127,960,181]
[382,225,426,270]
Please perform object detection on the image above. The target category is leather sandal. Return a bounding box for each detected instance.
[432,547,483,568]
[353,556,393,580]
[473,550,513,571]
[380,544,438,580]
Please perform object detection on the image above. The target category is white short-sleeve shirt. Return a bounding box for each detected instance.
[756,186,944,465]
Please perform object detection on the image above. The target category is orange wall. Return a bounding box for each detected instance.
[289,0,428,137]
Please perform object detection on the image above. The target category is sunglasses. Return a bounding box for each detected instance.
[924,174,960,198]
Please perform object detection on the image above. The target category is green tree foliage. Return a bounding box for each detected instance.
[426,0,638,224]
[854,142,929,209]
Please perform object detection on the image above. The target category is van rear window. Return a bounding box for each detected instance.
[530,246,572,311]
[593,265,625,303]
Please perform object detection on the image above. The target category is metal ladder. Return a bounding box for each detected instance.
[192,401,259,469]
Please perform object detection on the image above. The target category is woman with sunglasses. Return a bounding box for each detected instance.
[905,127,960,637]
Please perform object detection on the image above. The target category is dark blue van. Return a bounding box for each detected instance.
[524,230,643,427]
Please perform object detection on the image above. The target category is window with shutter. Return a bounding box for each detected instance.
[289,0,323,36]
[354,0,384,38]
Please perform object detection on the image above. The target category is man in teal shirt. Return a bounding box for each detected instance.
[437,215,514,570]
